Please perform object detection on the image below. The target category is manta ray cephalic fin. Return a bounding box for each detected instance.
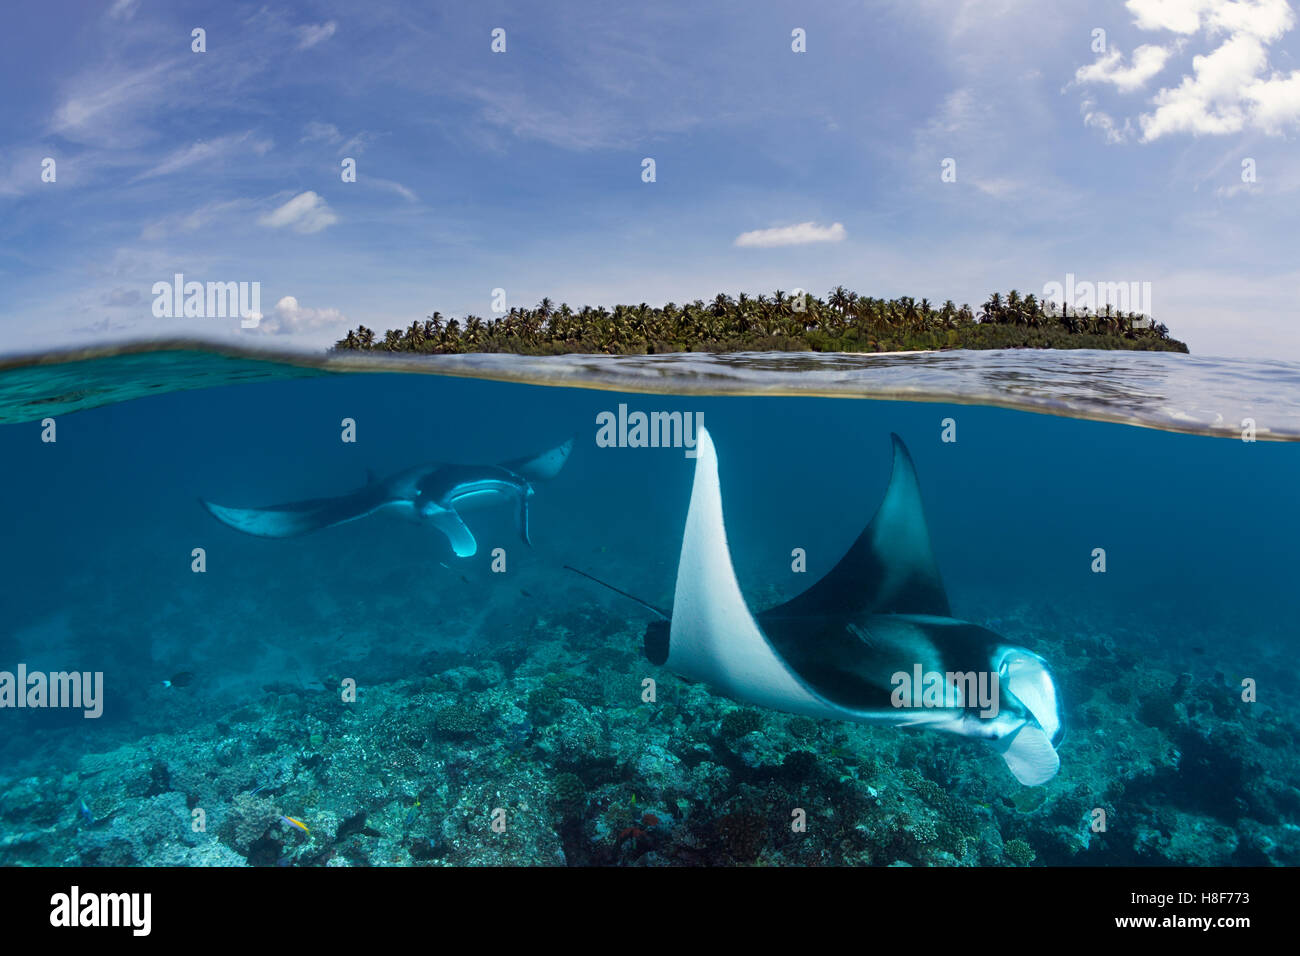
[425,507,478,557]
[517,495,532,547]
[990,724,1060,786]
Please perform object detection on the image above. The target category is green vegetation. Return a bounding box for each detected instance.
[332,288,1188,355]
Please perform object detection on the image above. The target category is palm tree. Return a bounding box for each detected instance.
[980,293,1004,324]
[828,285,853,315]
[329,283,1184,355]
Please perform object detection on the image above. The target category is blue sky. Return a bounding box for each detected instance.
[1,0,1298,357]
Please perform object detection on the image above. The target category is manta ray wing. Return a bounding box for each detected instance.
[500,437,574,482]
[201,483,393,538]
[665,427,831,715]
[761,433,950,623]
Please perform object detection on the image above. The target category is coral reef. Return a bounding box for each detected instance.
[1,595,1296,867]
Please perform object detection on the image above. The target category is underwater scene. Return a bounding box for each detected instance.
[1,347,1297,868]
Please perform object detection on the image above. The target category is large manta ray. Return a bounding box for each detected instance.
[571,427,1063,786]
[202,438,572,558]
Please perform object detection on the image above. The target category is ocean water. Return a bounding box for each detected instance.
[1,346,1298,867]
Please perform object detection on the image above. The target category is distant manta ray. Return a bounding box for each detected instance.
[202,438,573,558]
[569,427,1064,786]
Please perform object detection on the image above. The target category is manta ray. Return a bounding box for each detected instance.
[570,427,1064,786]
[202,438,573,558]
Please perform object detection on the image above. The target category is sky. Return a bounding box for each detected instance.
[1,0,1298,358]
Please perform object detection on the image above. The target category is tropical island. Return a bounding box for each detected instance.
[332,288,1188,355]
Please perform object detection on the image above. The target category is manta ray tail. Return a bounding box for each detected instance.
[562,565,670,620]
[501,437,574,482]
[201,484,386,538]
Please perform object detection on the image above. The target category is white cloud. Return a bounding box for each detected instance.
[1080,98,1135,143]
[136,132,272,180]
[734,222,846,248]
[1125,0,1218,34]
[1247,67,1300,131]
[139,198,257,241]
[973,177,1019,197]
[1122,0,1292,38]
[302,123,372,155]
[106,0,138,21]
[1141,32,1275,138]
[1076,44,1174,92]
[302,121,342,144]
[50,60,182,147]
[257,191,339,234]
[1075,0,1300,140]
[338,133,373,155]
[296,21,338,50]
[368,177,418,202]
[253,295,347,335]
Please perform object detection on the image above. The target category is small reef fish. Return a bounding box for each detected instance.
[404,800,421,826]
[78,799,93,825]
[162,671,195,689]
[280,815,310,834]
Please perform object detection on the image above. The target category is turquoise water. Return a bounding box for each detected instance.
[1,346,1297,866]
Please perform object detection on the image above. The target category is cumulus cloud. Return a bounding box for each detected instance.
[1075,44,1174,92]
[734,221,846,248]
[257,191,338,234]
[1077,0,1300,140]
[252,295,347,335]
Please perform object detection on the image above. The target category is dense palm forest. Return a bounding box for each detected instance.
[332,288,1187,355]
